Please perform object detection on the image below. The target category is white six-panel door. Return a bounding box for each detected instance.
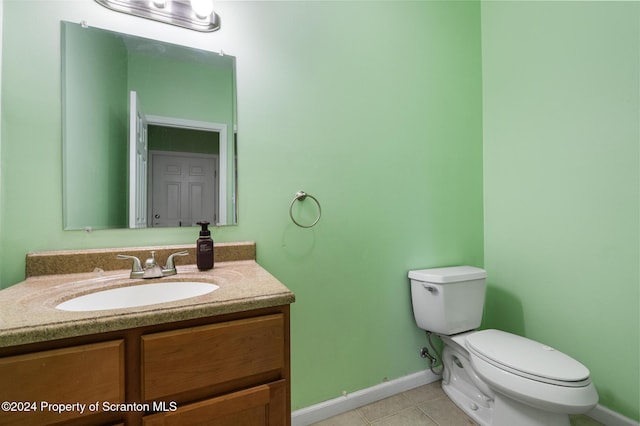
[149,152,218,227]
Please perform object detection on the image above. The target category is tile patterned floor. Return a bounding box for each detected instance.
[310,381,604,426]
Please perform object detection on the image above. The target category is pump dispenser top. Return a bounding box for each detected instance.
[198,221,211,237]
[196,221,214,270]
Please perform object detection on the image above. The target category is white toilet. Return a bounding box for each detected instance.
[409,266,598,426]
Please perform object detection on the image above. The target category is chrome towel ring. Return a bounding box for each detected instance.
[289,190,321,228]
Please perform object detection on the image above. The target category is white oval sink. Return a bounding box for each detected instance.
[56,281,219,312]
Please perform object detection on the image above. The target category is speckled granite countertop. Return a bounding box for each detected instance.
[0,243,294,348]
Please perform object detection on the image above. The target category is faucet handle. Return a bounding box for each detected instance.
[163,250,189,276]
[116,254,144,278]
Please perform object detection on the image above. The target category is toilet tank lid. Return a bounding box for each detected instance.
[408,266,487,283]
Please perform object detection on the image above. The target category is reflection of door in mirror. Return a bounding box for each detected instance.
[145,121,224,227]
[150,152,218,227]
[128,91,224,228]
[129,91,149,228]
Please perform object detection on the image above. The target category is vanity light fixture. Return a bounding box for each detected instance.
[94,0,220,32]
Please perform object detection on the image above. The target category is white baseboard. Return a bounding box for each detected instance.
[291,370,639,426]
[587,404,639,426]
[291,370,441,426]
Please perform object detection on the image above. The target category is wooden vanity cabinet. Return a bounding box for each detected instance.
[142,380,288,426]
[0,305,291,426]
[0,340,125,426]
[140,313,288,425]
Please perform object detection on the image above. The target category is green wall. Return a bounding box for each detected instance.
[128,52,234,125]
[482,1,639,421]
[0,0,483,410]
[148,126,219,155]
[0,0,4,277]
[237,1,484,408]
[1,0,638,421]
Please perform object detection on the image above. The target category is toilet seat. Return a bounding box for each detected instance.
[465,330,591,387]
[446,330,599,416]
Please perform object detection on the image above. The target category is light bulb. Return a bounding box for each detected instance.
[190,0,214,19]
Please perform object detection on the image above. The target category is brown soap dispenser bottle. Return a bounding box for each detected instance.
[196,221,214,270]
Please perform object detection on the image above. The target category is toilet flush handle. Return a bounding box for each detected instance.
[422,284,438,294]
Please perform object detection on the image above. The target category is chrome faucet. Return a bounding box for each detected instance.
[117,250,189,279]
[142,251,163,278]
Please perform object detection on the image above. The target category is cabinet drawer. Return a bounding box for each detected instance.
[141,314,285,400]
[0,340,124,425]
[142,380,287,426]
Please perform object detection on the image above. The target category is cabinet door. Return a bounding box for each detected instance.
[141,314,285,400]
[0,340,124,426]
[142,380,287,426]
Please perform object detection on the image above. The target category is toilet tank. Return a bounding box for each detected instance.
[409,266,487,335]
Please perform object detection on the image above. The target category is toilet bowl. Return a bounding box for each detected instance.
[409,266,598,426]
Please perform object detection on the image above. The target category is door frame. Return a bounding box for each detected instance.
[129,91,149,228]
[146,114,229,225]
